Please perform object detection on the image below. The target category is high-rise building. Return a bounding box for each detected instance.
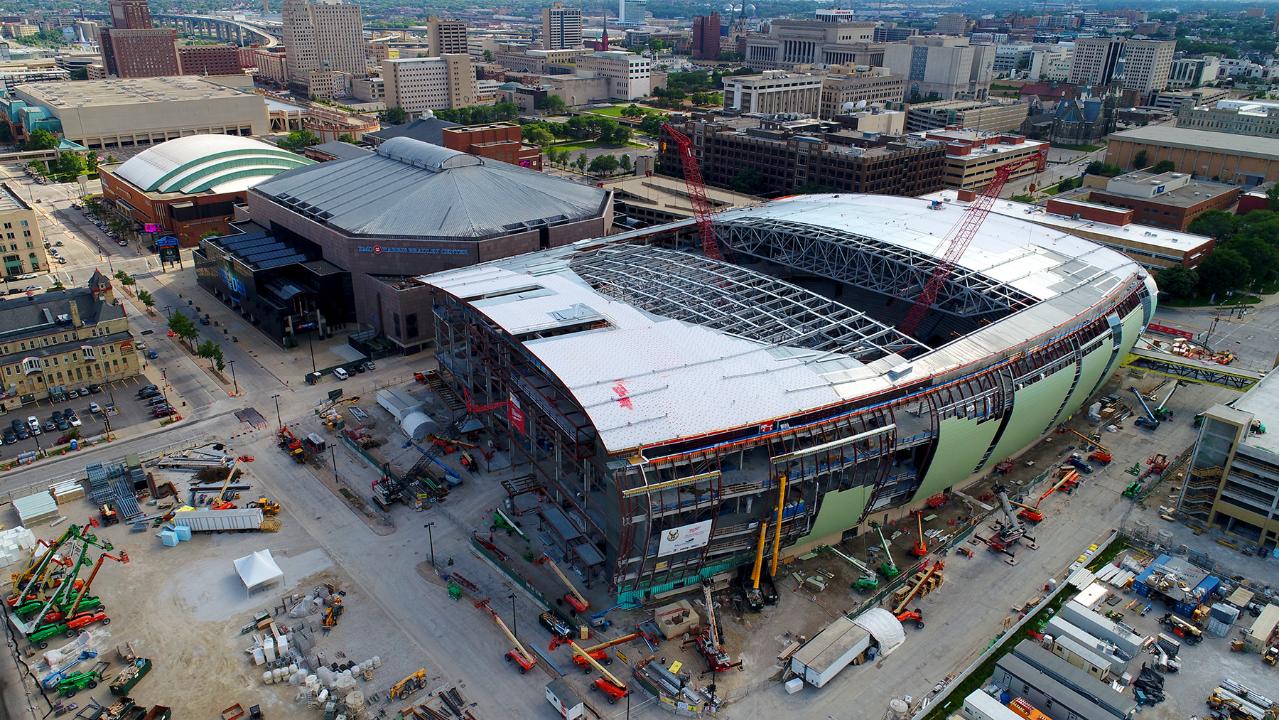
[692,13,720,61]
[723,71,822,115]
[178,45,243,76]
[743,20,878,70]
[619,0,647,25]
[99,0,180,78]
[1068,36,1124,87]
[427,16,468,56]
[934,13,969,35]
[542,3,583,50]
[1121,39,1175,97]
[383,54,477,114]
[282,0,366,89]
[882,36,993,101]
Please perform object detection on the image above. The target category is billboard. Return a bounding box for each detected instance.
[144,223,161,234]
[657,520,713,557]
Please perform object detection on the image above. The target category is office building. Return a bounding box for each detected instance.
[882,36,994,101]
[599,174,758,227]
[0,184,47,278]
[1121,39,1175,97]
[819,67,906,119]
[426,17,468,56]
[493,45,591,73]
[905,98,1028,133]
[109,0,153,30]
[542,4,583,51]
[1151,87,1230,112]
[1177,100,1279,139]
[744,20,879,71]
[873,23,917,43]
[0,273,138,409]
[658,117,946,197]
[620,0,647,26]
[723,71,823,115]
[1168,56,1221,90]
[1068,36,1123,87]
[1186,372,1279,553]
[934,13,969,35]
[0,76,270,150]
[1106,125,1279,185]
[575,51,650,101]
[99,135,311,247]
[282,0,366,90]
[178,45,243,76]
[440,123,542,170]
[916,128,1046,190]
[195,138,612,352]
[383,55,477,114]
[99,0,181,80]
[1029,45,1073,82]
[692,13,720,61]
[994,43,1034,73]
[1083,170,1240,231]
[248,47,289,85]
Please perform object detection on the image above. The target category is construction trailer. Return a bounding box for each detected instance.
[171,508,265,532]
[790,608,904,688]
[545,678,585,720]
[960,690,1024,720]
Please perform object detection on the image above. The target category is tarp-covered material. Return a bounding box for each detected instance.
[852,607,905,656]
[234,549,283,591]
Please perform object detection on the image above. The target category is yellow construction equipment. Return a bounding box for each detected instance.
[891,559,945,617]
[581,632,642,654]
[248,497,281,515]
[538,555,589,614]
[769,474,787,577]
[568,640,628,704]
[389,669,427,700]
[322,596,344,628]
[477,599,537,672]
[209,459,239,510]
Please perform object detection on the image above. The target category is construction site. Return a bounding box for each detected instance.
[0,128,1277,720]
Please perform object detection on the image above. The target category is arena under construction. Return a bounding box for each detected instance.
[421,193,1157,604]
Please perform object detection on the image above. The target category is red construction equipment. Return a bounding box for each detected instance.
[1013,470,1080,523]
[208,460,240,510]
[696,582,741,672]
[899,156,1039,339]
[476,599,537,673]
[911,511,928,557]
[565,640,630,704]
[662,123,722,260]
[890,559,944,618]
[536,555,590,614]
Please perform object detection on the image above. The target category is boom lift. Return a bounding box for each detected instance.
[1059,427,1111,463]
[911,511,928,557]
[477,599,537,673]
[871,522,900,579]
[899,156,1039,338]
[1129,387,1161,430]
[59,551,129,621]
[890,559,945,629]
[819,545,879,591]
[10,526,77,596]
[209,459,239,510]
[1154,381,1182,421]
[1012,470,1080,523]
[537,555,590,614]
[696,583,740,672]
[744,520,768,611]
[564,632,642,670]
[567,640,629,704]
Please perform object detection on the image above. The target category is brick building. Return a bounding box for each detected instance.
[440,123,542,170]
[692,13,720,61]
[1105,125,1279,185]
[1082,170,1241,231]
[178,45,243,76]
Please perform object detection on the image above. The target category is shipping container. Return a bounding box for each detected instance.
[171,507,264,532]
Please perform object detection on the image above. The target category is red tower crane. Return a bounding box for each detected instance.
[898,156,1040,339]
[662,123,722,260]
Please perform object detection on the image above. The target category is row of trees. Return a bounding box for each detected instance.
[167,311,226,371]
[434,102,519,125]
[1159,196,1279,300]
[544,149,633,176]
[520,115,632,146]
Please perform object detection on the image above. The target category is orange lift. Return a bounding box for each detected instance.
[911,511,928,557]
[1012,470,1079,523]
[476,599,537,673]
[537,555,590,614]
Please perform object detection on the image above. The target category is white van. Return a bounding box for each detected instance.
[333,367,350,381]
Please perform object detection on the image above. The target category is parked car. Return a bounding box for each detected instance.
[137,385,157,397]
[146,396,168,407]
[51,410,62,422]
[363,360,376,371]
[146,350,158,359]
[26,416,40,434]
[42,420,55,433]
[66,389,79,399]
[152,407,175,418]
[56,257,67,265]
[56,418,68,431]
[333,367,349,381]
[87,384,101,394]
[2,431,15,445]
[67,415,81,428]
[138,388,161,400]
[88,402,101,415]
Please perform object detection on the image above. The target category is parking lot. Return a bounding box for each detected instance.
[0,375,175,460]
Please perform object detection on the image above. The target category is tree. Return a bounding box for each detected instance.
[729,169,765,194]
[85,151,99,174]
[483,49,494,62]
[136,289,155,308]
[1188,210,1239,241]
[1152,160,1176,173]
[588,154,620,175]
[278,130,321,152]
[24,129,58,151]
[1085,161,1123,177]
[574,153,588,172]
[522,125,555,147]
[337,133,356,144]
[168,312,199,350]
[1267,182,1279,211]
[53,152,86,180]
[1133,150,1148,168]
[197,339,219,370]
[1196,247,1252,297]
[1156,266,1199,298]
[621,104,645,118]
[619,154,632,172]
[542,95,567,114]
[638,114,665,136]
[381,107,408,125]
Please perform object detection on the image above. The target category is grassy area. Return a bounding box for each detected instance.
[1164,293,1262,308]
[585,105,629,117]
[1255,280,1279,295]
[551,140,647,152]
[1054,143,1103,152]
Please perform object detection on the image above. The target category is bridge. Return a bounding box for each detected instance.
[1122,346,1266,390]
[81,13,277,46]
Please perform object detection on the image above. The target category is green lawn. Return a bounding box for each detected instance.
[586,105,628,117]
[1054,143,1103,152]
[551,140,647,152]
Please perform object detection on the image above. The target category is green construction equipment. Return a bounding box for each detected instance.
[817,545,880,591]
[871,522,900,579]
[1122,480,1142,498]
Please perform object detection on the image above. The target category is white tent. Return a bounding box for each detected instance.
[234,550,284,593]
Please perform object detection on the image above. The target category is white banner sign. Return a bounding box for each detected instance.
[657,520,713,557]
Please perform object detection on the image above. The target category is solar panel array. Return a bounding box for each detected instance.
[213,229,310,271]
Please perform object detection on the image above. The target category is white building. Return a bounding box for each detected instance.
[382,54,477,114]
[542,3,583,51]
[994,43,1033,74]
[281,0,366,89]
[882,36,994,101]
[1168,56,1221,89]
[744,20,877,71]
[723,71,822,115]
[619,0,647,26]
[576,50,650,100]
[1121,39,1175,97]
[1068,36,1123,86]
[1029,44,1073,82]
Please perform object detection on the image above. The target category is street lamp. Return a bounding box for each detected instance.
[226,359,238,395]
[508,593,518,639]
[307,331,317,373]
[272,393,281,429]
[163,305,171,320]
[423,522,436,567]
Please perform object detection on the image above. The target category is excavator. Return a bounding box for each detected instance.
[910,511,928,557]
[566,640,629,704]
[477,599,537,673]
[871,521,900,579]
[277,427,306,463]
[537,555,590,614]
[1008,470,1079,524]
[247,497,281,515]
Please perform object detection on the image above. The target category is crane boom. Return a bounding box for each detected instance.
[899,156,1040,338]
[66,551,128,617]
[662,123,722,260]
[569,640,628,689]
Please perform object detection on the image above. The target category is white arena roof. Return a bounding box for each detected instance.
[113,134,312,195]
[422,194,1153,454]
